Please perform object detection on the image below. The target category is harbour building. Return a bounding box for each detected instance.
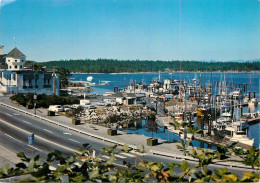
[0,46,60,96]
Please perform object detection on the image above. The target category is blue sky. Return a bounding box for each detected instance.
[0,0,259,62]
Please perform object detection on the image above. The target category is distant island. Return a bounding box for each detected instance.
[40,59,260,73]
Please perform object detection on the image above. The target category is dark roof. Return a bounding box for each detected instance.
[109,92,124,98]
[126,93,137,98]
[0,54,6,64]
[6,47,26,57]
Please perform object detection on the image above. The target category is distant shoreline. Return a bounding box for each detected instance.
[71,71,260,75]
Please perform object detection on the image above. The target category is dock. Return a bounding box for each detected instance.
[246,117,260,125]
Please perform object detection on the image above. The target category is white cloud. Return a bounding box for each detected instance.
[0,0,17,8]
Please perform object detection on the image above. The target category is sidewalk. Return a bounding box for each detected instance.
[0,95,253,169]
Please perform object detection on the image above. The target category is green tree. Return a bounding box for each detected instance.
[56,67,71,88]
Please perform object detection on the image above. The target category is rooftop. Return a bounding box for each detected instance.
[6,47,26,58]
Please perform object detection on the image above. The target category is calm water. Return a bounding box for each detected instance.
[70,72,260,97]
[118,120,217,150]
[70,72,260,147]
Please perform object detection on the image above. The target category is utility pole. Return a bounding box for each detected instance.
[33,63,37,115]
[52,67,56,95]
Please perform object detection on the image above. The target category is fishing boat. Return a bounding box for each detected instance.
[225,122,254,146]
[248,98,258,107]
[222,110,232,118]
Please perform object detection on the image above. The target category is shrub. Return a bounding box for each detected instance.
[10,93,79,108]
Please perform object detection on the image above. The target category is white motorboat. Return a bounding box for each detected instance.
[222,110,232,118]
[225,122,254,146]
[248,98,258,107]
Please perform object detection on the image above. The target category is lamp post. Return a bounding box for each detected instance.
[52,68,57,95]
[34,67,37,115]
[33,64,40,115]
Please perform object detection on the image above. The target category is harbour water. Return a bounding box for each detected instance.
[69,72,260,147]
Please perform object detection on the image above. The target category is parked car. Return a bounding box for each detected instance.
[97,101,111,106]
[71,104,80,109]
[63,105,73,111]
[84,105,96,109]
[48,105,64,112]
[97,101,106,106]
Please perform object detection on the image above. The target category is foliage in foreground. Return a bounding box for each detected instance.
[10,93,79,108]
[0,143,259,182]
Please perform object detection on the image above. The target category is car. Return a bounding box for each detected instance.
[84,105,96,109]
[97,101,111,106]
[97,101,106,106]
[48,105,64,112]
[63,106,73,111]
[89,105,96,109]
[71,104,80,109]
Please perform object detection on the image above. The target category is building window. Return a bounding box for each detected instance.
[29,79,32,87]
[9,66,12,69]
[22,60,24,62]
[13,74,16,80]
[15,60,17,62]
[20,65,23,69]
[15,65,18,69]
[8,60,10,62]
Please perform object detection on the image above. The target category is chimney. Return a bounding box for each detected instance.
[0,46,4,55]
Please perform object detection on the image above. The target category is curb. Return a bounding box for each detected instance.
[150,150,254,170]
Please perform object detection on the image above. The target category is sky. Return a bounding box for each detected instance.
[0,0,259,62]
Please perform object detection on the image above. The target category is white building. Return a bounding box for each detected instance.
[0,46,60,96]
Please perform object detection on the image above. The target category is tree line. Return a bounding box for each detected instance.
[39,59,260,73]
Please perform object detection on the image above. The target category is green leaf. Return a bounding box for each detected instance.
[15,162,27,169]
[180,161,190,172]
[214,167,228,177]
[240,172,259,182]
[122,144,130,153]
[167,162,178,169]
[222,174,238,182]
[105,155,115,165]
[71,175,86,182]
[108,174,118,182]
[17,152,30,162]
[150,165,160,172]
[89,169,99,180]
[56,166,67,173]
[66,156,74,163]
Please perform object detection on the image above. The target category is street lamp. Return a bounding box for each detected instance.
[33,64,41,115]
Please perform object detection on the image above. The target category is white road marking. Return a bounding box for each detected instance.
[28,145,42,152]
[43,129,53,133]
[69,138,81,143]
[120,152,136,157]
[4,134,22,143]
[13,113,20,116]
[102,155,110,159]
[115,154,126,159]
[132,151,147,156]
[6,113,12,117]
[22,120,31,124]
[63,132,72,135]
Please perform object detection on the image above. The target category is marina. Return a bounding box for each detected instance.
[68,72,260,148]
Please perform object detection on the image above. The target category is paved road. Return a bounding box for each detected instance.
[0,105,253,177]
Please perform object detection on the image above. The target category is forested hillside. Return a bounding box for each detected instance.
[40,59,260,73]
